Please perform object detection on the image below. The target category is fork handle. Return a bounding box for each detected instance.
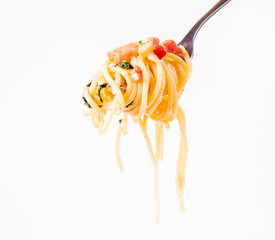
[178,0,231,58]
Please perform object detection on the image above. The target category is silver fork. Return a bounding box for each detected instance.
[178,0,231,59]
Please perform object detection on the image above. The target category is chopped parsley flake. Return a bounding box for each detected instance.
[126,101,133,108]
[86,81,92,87]
[138,40,145,45]
[98,83,108,102]
[115,62,133,70]
[82,96,92,109]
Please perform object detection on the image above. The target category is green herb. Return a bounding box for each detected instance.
[119,119,122,124]
[86,81,92,87]
[126,101,133,108]
[115,62,133,70]
[98,83,108,102]
[138,40,145,45]
[82,96,92,109]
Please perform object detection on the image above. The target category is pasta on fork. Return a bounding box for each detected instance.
[82,37,192,222]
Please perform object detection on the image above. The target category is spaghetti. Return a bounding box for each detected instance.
[82,37,192,222]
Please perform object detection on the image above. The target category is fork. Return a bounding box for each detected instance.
[178,0,231,59]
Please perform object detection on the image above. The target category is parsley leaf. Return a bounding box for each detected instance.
[126,101,133,108]
[115,62,133,70]
[86,81,92,87]
[98,83,108,102]
[138,40,145,45]
[82,96,92,109]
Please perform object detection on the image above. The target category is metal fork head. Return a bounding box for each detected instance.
[178,0,231,59]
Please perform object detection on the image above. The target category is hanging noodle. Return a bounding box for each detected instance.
[82,37,192,222]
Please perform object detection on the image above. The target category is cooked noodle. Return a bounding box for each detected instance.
[82,38,192,222]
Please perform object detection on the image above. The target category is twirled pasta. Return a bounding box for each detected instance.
[82,38,192,222]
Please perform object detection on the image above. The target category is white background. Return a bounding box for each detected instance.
[1,0,275,239]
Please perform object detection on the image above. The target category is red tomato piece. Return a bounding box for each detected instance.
[131,66,142,82]
[161,40,184,58]
[153,45,166,59]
